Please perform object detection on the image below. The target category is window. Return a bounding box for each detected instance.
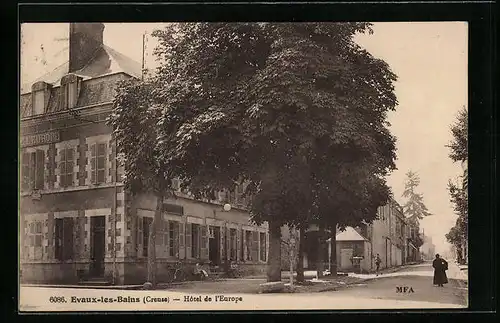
[191,224,200,259]
[259,232,267,262]
[27,221,43,247]
[245,230,253,261]
[229,228,237,260]
[169,221,180,257]
[66,82,77,109]
[59,148,74,187]
[55,218,74,261]
[171,178,180,191]
[21,150,45,191]
[90,143,107,184]
[142,217,152,257]
[33,90,45,115]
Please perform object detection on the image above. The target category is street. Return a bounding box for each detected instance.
[19,262,467,311]
[331,261,468,307]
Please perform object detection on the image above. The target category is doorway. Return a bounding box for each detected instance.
[208,226,220,265]
[89,216,106,277]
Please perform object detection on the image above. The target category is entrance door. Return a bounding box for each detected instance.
[89,216,106,277]
[340,248,353,270]
[208,226,220,265]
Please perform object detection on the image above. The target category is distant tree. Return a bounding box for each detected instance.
[402,170,432,226]
[446,106,468,163]
[445,106,468,263]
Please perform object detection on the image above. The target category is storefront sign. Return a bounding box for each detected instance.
[21,131,60,147]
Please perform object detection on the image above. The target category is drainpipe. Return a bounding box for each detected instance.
[112,136,117,285]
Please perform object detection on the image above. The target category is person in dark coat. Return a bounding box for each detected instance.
[432,254,448,287]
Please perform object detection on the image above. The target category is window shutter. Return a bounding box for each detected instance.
[220,225,225,261]
[137,216,143,257]
[21,153,30,190]
[236,228,241,261]
[266,232,270,263]
[178,222,185,259]
[251,231,259,262]
[185,223,192,259]
[162,220,168,258]
[90,144,97,184]
[200,225,208,260]
[225,227,231,261]
[29,152,36,189]
[55,219,62,260]
[63,217,74,261]
[173,222,179,258]
[35,150,45,189]
[242,230,247,261]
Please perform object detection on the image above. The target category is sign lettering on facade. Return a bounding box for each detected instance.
[21,131,60,147]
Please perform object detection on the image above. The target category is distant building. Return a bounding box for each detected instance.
[420,234,436,260]
[20,23,268,285]
[280,198,408,273]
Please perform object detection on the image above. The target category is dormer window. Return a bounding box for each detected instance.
[33,90,45,115]
[60,73,81,110]
[30,81,51,116]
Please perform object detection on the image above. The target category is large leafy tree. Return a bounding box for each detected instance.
[125,22,398,282]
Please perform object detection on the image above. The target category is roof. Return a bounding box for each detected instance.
[21,45,141,94]
[336,226,368,242]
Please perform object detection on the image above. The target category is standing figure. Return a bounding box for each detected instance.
[375,254,382,276]
[432,254,448,287]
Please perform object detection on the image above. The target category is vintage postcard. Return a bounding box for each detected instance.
[19,22,468,312]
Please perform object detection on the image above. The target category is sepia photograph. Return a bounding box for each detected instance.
[19,21,469,311]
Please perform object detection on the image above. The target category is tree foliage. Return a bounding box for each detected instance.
[402,170,432,225]
[151,22,397,225]
[446,106,468,163]
[114,23,399,281]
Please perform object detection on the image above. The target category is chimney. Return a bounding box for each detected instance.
[69,23,105,73]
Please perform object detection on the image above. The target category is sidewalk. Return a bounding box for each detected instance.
[447,261,468,283]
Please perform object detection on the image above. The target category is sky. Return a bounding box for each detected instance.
[20,22,467,254]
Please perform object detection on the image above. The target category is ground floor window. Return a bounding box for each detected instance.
[169,221,179,257]
[55,217,74,261]
[229,228,237,261]
[259,232,267,262]
[27,220,43,247]
[142,217,152,257]
[245,230,253,261]
[191,223,200,259]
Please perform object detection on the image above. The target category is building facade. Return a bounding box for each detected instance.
[19,23,268,285]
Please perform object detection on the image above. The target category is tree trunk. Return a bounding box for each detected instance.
[267,220,282,282]
[296,226,305,283]
[329,224,337,277]
[147,190,164,287]
[316,225,325,278]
